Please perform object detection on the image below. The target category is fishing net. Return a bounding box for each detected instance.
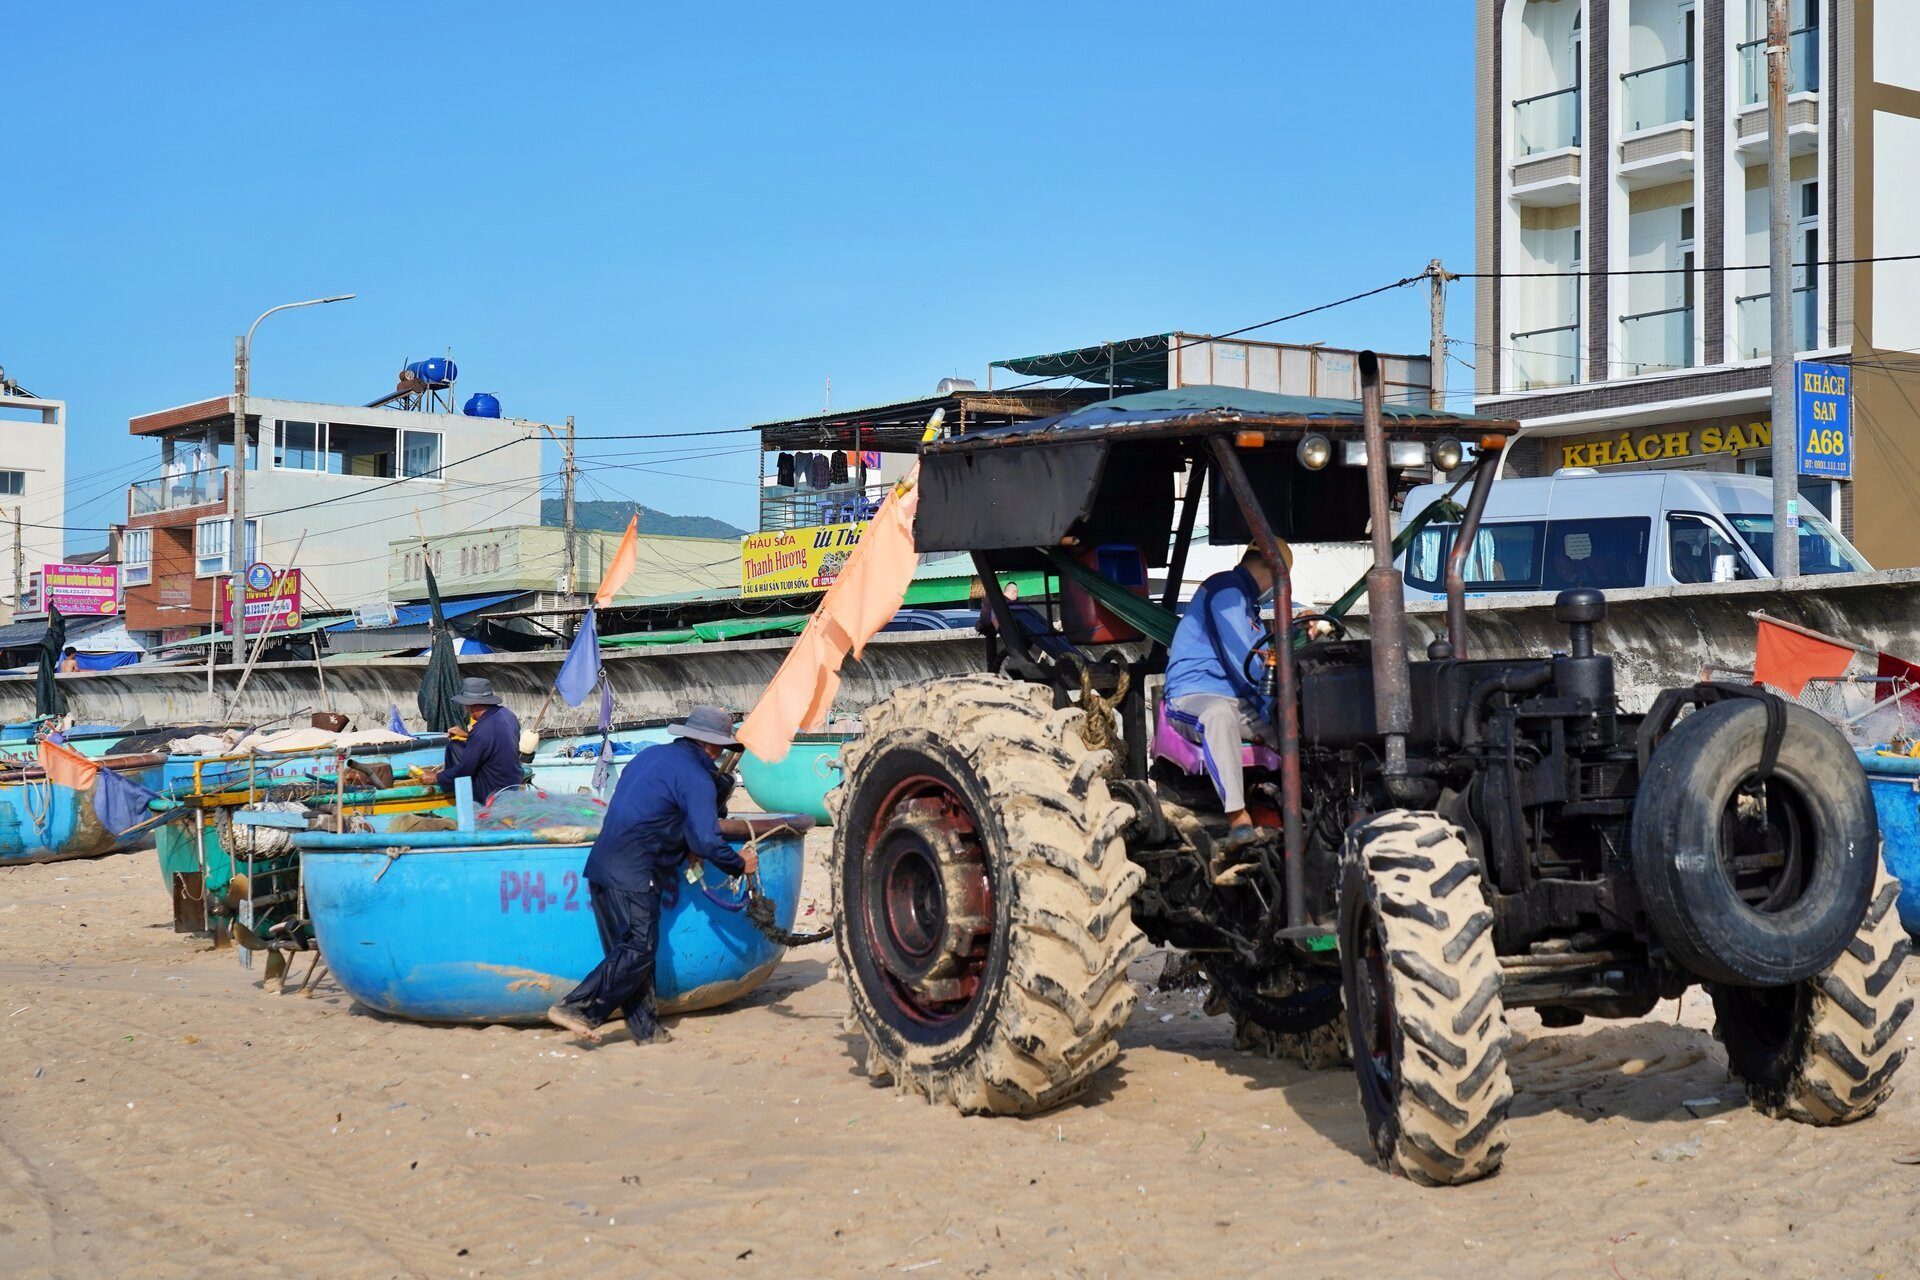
[476,785,611,842]
[1699,666,1920,749]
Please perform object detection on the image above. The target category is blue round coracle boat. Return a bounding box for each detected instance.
[0,753,169,865]
[1857,750,1920,936]
[297,815,813,1023]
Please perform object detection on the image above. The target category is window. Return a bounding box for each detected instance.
[1667,514,1750,583]
[328,423,397,477]
[1728,509,1870,576]
[0,470,24,496]
[402,430,443,478]
[275,420,324,471]
[123,529,152,586]
[194,518,259,577]
[1542,518,1652,591]
[1403,522,1545,592]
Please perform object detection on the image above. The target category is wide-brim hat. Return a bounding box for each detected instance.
[452,677,504,707]
[668,704,739,747]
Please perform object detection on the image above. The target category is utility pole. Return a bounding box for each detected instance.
[10,507,21,612]
[562,415,577,596]
[1427,258,1449,411]
[230,335,248,665]
[1767,0,1800,576]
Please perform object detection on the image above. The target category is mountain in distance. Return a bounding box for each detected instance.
[542,498,747,541]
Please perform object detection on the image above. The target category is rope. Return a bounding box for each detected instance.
[1074,661,1131,755]
[732,824,834,947]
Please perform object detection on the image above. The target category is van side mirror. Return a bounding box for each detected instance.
[1711,553,1737,583]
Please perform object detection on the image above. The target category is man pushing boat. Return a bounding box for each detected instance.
[546,705,759,1046]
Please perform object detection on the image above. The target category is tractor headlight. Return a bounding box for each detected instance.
[1388,440,1430,468]
[1432,438,1465,472]
[1296,433,1332,470]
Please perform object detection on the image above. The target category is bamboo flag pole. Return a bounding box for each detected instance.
[1748,611,1878,656]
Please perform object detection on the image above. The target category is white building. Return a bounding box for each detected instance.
[0,379,67,614]
[1476,0,1920,567]
[123,393,546,642]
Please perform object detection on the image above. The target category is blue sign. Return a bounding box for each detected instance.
[1796,359,1851,479]
[245,561,274,592]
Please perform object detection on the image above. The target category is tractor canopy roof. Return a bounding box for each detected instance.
[915,386,1517,559]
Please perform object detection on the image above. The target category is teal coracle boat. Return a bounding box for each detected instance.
[739,731,856,824]
[297,815,813,1023]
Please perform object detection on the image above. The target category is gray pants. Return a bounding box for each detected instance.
[1169,694,1275,813]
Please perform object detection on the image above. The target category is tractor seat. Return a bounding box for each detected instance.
[1152,700,1283,777]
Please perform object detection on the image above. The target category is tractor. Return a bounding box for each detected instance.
[826,354,1910,1185]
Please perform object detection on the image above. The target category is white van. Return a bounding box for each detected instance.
[1396,469,1870,602]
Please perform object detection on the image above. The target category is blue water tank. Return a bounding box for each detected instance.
[463,392,501,418]
[406,357,457,388]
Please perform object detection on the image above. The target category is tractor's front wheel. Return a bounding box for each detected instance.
[1339,812,1513,1186]
[1712,864,1913,1124]
[829,676,1147,1115]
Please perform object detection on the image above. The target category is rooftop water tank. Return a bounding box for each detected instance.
[463,392,501,418]
[936,377,978,395]
[406,357,458,388]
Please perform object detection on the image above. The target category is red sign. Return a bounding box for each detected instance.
[42,564,119,615]
[222,569,303,633]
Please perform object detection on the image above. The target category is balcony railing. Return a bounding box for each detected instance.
[1739,29,1819,105]
[1509,323,1581,390]
[759,480,892,532]
[1621,305,1694,375]
[1735,285,1819,360]
[128,466,228,517]
[1621,56,1694,132]
[1514,85,1581,156]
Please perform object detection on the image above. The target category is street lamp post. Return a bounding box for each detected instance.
[229,294,353,666]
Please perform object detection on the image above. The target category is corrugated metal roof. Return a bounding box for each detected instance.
[0,614,127,651]
[326,591,524,632]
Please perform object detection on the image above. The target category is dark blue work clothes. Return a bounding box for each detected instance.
[438,705,525,803]
[582,739,747,892]
[566,738,748,1041]
[563,882,665,1041]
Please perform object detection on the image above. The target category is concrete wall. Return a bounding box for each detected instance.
[0,631,988,734]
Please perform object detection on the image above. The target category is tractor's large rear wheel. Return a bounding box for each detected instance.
[1339,812,1512,1186]
[829,676,1147,1114]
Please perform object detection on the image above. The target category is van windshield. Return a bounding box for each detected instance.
[1726,510,1869,576]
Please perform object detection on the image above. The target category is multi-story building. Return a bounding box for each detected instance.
[0,376,68,614]
[121,395,544,642]
[1475,0,1920,566]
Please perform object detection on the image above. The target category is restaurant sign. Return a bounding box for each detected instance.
[740,522,867,598]
[222,569,303,632]
[41,564,119,615]
[1556,416,1773,471]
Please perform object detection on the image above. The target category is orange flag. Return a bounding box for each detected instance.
[1754,616,1855,697]
[594,515,639,606]
[739,466,922,763]
[38,738,100,790]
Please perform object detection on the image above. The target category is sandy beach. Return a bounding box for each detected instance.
[3,835,1919,1280]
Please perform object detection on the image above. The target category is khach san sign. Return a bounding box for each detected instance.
[1557,418,1774,471]
[1795,360,1851,480]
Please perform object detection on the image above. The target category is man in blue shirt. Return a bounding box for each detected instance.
[420,677,525,803]
[547,705,758,1047]
[1163,543,1289,848]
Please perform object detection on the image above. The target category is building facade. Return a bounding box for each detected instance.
[1475,0,1920,567]
[121,395,544,641]
[0,385,68,615]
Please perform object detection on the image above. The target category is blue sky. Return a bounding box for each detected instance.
[2,3,1476,543]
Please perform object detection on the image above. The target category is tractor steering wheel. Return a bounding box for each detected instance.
[1241,615,1350,687]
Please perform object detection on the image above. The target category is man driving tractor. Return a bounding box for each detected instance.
[1162,541,1290,852]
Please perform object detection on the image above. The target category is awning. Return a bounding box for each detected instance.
[0,614,138,651]
[326,591,524,632]
[156,614,347,649]
[992,335,1174,390]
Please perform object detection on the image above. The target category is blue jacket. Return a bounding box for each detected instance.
[1165,566,1267,709]
[439,705,525,803]
[582,739,747,892]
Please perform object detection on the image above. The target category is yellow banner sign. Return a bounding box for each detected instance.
[741,522,867,598]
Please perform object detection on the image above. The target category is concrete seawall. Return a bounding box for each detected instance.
[10,567,1918,730]
[0,631,990,731]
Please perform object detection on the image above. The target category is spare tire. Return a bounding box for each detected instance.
[1632,698,1878,987]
